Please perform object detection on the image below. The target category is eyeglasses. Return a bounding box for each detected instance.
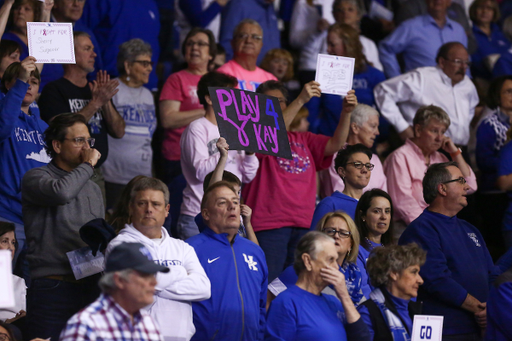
[64,137,95,147]
[323,228,351,239]
[346,162,375,171]
[133,60,154,68]
[235,33,263,41]
[445,58,472,67]
[0,332,11,341]
[185,41,210,48]
[442,177,466,185]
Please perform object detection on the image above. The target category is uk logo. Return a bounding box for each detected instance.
[467,233,481,247]
[243,253,258,271]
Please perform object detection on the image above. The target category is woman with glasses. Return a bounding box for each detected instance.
[383,105,477,235]
[268,211,368,309]
[159,28,216,184]
[355,189,394,298]
[357,244,426,341]
[311,143,373,229]
[265,231,371,341]
[100,38,156,209]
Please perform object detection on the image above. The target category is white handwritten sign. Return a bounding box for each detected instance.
[0,250,15,309]
[315,54,355,96]
[27,22,75,64]
[411,315,444,341]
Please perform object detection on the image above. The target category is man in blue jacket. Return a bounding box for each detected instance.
[399,162,512,340]
[187,181,268,341]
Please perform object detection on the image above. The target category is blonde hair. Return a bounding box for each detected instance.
[315,211,360,264]
[260,48,294,82]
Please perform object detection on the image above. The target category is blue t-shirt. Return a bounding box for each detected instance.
[310,191,358,230]
[357,239,381,298]
[265,285,350,341]
[498,141,512,231]
[471,24,510,80]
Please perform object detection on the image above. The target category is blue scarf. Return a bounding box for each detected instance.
[370,288,410,341]
[323,262,365,306]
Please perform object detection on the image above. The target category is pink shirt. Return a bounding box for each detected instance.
[242,132,331,232]
[319,150,388,198]
[383,139,477,225]
[217,60,277,91]
[180,117,259,217]
[160,70,203,161]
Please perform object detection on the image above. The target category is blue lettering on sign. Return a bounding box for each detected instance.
[420,326,432,339]
[265,99,279,130]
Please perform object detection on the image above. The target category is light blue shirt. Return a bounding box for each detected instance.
[379,14,467,78]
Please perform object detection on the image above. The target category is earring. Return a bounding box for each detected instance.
[347,248,351,258]
[126,75,131,82]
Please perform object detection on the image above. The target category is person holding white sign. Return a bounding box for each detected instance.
[357,243,426,341]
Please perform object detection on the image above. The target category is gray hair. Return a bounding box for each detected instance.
[350,104,379,127]
[412,105,451,131]
[117,38,153,76]
[98,269,133,294]
[293,231,334,275]
[232,19,262,39]
[129,176,170,206]
[422,161,459,204]
[367,243,426,288]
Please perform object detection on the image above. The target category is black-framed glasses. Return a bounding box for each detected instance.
[445,58,472,67]
[133,60,154,68]
[0,332,11,341]
[64,137,95,147]
[442,177,466,185]
[323,228,351,239]
[346,162,375,171]
[235,33,263,41]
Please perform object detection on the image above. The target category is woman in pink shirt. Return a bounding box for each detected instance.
[159,28,217,183]
[383,105,477,235]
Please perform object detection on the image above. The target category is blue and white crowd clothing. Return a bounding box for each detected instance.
[310,191,359,230]
[493,49,512,78]
[305,65,385,136]
[498,141,512,233]
[358,287,420,341]
[0,79,49,226]
[59,293,164,341]
[268,262,365,307]
[399,209,512,336]
[357,239,382,299]
[187,227,268,341]
[471,23,511,80]
[101,80,157,185]
[379,14,468,78]
[265,285,371,341]
[476,108,511,193]
[106,224,211,341]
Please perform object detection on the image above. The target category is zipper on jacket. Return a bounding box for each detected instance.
[231,245,245,340]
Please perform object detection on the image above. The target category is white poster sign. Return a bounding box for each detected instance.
[27,22,75,64]
[315,54,355,96]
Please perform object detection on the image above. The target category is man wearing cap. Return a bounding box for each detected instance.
[106,176,210,341]
[187,181,268,341]
[59,242,167,341]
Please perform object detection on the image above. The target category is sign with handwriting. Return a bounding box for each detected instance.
[27,22,75,63]
[315,54,355,96]
[208,87,292,159]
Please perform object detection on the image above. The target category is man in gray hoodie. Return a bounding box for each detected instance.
[21,112,104,341]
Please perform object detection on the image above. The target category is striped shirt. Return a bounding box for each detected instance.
[59,293,163,341]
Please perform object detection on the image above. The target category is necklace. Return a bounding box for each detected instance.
[365,237,384,249]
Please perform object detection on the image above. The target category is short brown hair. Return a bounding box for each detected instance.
[1,61,41,92]
[260,48,294,82]
[201,181,238,211]
[44,113,88,158]
[367,243,426,287]
[182,27,217,62]
[469,0,500,23]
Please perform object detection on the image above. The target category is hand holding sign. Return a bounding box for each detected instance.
[297,81,322,106]
[19,56,37,83]
[209,87,292,159]
[341,89,358,115]
[27,22,75,63]
[216,137,229,158]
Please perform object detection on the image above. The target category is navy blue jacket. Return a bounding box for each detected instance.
[187,227,268,341]
[399,209,511,335]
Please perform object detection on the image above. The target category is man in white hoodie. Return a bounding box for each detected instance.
[106,176,211,341]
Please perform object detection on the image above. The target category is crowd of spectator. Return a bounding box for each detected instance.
[3,0,512,340]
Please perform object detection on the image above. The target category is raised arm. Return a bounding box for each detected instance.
[0,0,14,38]
[283,81,321,130]
[35,0,54,73]
[93,70,124,138]
[323,90,357,156]
[442,136,477,193]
